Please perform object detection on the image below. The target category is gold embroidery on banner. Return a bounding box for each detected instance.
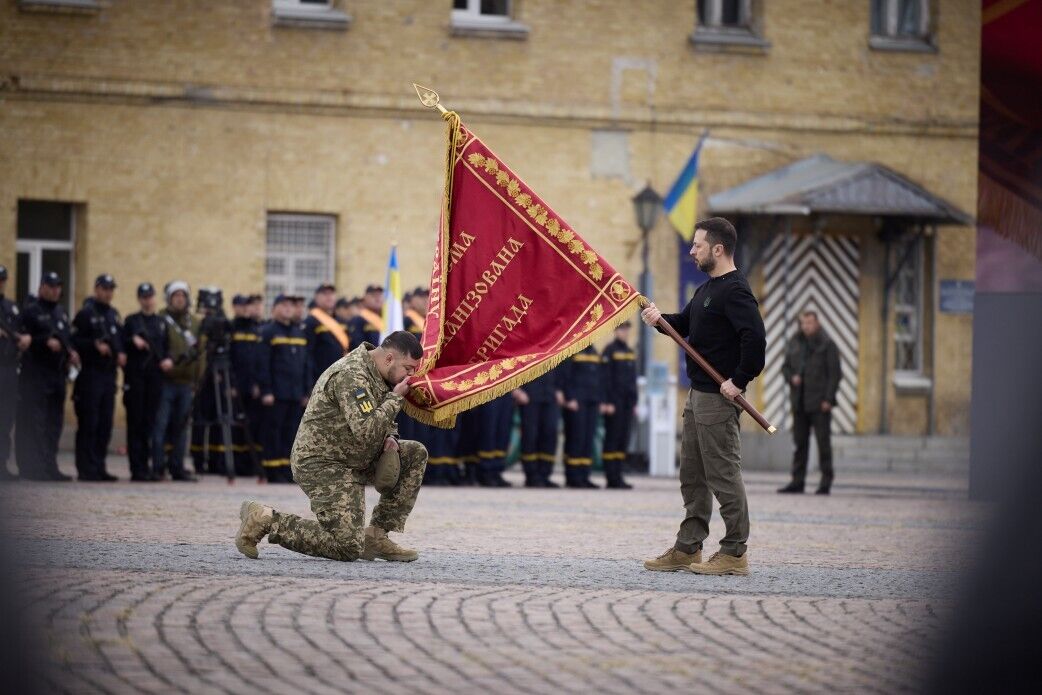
[572,304,605,339]
[466,152,604,281]
[441,354,537,392]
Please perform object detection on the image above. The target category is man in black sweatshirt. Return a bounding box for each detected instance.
[640,217,766,576]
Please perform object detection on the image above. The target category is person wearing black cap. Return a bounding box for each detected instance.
[0,265,31,481]
[347,285,384,348]
[257,294,310,483]
[71,274,126,481]
[228,294,261,475]
[304,283,350,392]
[601,321,637,489]
[15,271,78,481]
[121,282,169,482]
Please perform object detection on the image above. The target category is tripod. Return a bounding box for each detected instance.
[197,349,259,482]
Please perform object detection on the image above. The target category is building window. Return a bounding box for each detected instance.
[869,0,934,52]
[265,214,336,308]
[893,238,923,375]
[272,0,350,30]
[16,200,77,315]
[451,0,528,38]
[691,0,769,50]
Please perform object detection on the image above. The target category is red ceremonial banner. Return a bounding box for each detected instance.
[404,111,640,425]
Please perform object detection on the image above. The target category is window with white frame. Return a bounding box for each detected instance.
[892,238,923,375]
[451,0,527,36]
[265,214,336,308]
[271,0,350,29]
[692,0,768,49]
[870,0,932,49]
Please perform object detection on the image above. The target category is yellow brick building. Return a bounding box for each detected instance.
[0,0,978,437]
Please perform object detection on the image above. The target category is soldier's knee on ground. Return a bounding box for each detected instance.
[328,531,364,562]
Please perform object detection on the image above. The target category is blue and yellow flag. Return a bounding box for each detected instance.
[663,135,707,242]
[380,245,404,342]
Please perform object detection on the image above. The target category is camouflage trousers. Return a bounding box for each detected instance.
[268,440,427,561]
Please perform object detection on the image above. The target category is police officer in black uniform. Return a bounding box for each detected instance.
[122,282,168,482]
[601,321,637,489]
[229,294,261,475]
[0,265,30,481]
[513,369,564,487]
[561,344,605,488]
[16,272,78,481]
[257,293,310,483]
[71,274,126,481]
[304,283,350,391]
[347,284,384,348]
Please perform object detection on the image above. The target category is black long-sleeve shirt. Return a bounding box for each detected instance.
[659,269,766,393]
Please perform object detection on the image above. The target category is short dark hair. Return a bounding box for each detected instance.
[799,309,819,320]
[381,330,423,359]
[695,217,737,256]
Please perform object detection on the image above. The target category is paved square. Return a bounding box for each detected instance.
[5,456,977,693]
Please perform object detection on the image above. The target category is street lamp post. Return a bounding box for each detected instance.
[631,184,661,379]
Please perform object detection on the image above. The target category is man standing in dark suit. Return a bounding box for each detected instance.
[778,310,842,495]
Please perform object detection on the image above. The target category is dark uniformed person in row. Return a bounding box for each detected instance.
[304,283,350,390]
[71,274,126,482]
[348,284,384,348]
[458,394,514,487]
[229,293,262,475]
[333,296,360,324]
[122,282,169,481]
[561,344,605,488]
[16,272,78,482]
[0,265,30,481]
[601,321,637,489]
[258,293,310,483]
[397,287,430,464]
[513,369,564,488]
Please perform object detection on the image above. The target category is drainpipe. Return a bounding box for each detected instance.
[927,223,937,435]
[880,228,890,435]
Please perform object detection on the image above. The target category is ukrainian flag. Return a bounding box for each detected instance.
[380,245,404,342]
[662,135,707,243]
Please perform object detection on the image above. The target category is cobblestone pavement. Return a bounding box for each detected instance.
[4,455,982,694]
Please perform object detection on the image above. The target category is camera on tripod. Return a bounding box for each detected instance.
[196,286,231,356]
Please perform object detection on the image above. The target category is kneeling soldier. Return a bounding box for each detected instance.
[235,331,427,562]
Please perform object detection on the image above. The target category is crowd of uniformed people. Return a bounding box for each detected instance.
[0,264,638,489]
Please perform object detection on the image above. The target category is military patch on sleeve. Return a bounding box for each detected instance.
[355,388,375,415]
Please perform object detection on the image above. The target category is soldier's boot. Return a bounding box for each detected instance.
[235,500,274,559]
[643,547,702,572]
[360,526,418,562]
[684,551,749,576]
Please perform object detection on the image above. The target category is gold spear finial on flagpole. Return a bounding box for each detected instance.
[413,83,448,114]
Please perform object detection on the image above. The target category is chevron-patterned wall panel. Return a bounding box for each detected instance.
[761,234,860,434]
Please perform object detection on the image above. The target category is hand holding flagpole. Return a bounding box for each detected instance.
[640,296,776,435]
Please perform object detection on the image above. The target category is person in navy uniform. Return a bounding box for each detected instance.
[122,282,169,482]
[601,321,637,489]
[71,274,126,481]
[347,284,384,348]
[561,344,605,488]
[0,265,31,481]
[512,370,564,487]
[304,283,350,391]
[257,294,310,483]
[228,294,262,476]
[398,288,430,453]
[16,271,78,481]
[463,394,515,487]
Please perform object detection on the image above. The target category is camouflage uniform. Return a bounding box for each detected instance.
[267,343,427,561]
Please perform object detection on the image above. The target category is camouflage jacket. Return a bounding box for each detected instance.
[291,343,401,473]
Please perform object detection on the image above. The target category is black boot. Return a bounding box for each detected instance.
[777,481,804,494]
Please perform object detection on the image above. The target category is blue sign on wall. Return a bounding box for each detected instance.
[939,280,975,314]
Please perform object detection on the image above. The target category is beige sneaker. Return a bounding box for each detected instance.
[643,547,702,572]
[684,551,749,576]
[235,500,273,560]
[361,527,418,562]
